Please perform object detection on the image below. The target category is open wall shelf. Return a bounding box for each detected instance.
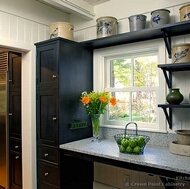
[158,63,190,129]
[81,20,190,59]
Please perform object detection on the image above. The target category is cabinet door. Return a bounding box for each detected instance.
[36,90,58,146]
[9,91,21,138]
[36,41,59,89]
[38,161,59,187]
[8,52,21,91]
[9,152,22,189]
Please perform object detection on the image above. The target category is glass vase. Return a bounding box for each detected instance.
[91,114,100,142]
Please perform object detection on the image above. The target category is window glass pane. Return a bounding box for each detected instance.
[108,91,157,124]
[108,92,130,121]
[110,59,132,88]
[134,56,158,87]
[132,91,156,123]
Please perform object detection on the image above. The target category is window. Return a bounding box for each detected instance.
[94,41,166,132]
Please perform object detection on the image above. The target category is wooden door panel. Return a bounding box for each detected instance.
[36,42,59,89]
[9,153,22,189]
[8,52,21,91]
[36,90,58,146]
[9,91,21,138]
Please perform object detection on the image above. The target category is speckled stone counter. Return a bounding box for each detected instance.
[60,137,190,182]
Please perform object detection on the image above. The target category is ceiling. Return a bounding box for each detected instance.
[83,0,110,5]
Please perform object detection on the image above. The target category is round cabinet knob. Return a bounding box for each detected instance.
[9,79,12,82]
[53,117,57,121]
[44,153,48,157]
[15,156,20,159]
[15,145,19,149]
[9,113,12,116]
[44,172,49,176]
[52,75,57,78]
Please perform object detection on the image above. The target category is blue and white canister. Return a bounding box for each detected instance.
[96,16,118,38]
[172,43,190,63]
[151,9,170,27]
[179,4,190,21]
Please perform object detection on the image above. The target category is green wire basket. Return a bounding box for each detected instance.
[114,122,150,155]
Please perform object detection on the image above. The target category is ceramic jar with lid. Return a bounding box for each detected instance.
[179,4,190,21]
[172,43,190,63]
[151,9,170,27]
[96,16,118,38]
[49,22,74,40]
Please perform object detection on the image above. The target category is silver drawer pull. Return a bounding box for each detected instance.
[53,117,57,121]
[44,172,49,176]
[9,113,12,116]
[44,153,48,157]
[15,145,19,149]
[52,75,57,78]
[15,156,19,159]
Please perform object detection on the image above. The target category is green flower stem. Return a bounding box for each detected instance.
[91,114,100,139]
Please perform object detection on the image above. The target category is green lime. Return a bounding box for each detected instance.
[133,146,141,154]
[122,135,126,139]
[123,140,129,148]
[126,146,133,153]
[119,145,125,152]
[129,138,137,148]
[137,136,145,147]
[117,138,122,145]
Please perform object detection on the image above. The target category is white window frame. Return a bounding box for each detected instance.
[93,40,167,133]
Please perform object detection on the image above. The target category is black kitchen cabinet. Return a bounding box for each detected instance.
[8,52,22,189]
[35,38,94,189]
[9,152,22,189]
[9,91,21,138]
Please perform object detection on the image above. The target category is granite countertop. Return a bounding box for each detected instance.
[60,137,190,178]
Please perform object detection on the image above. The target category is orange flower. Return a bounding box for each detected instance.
[99,96,107,103]
[82,96,90,104]
[110,97,116,106]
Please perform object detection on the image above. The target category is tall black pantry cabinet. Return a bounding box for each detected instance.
[8,52,22,189]
[35,38,94,189]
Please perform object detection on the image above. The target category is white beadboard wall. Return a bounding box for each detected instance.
[0,11,49,44]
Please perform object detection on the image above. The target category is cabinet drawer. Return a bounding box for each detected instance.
[39,182,58,189]
[38,146,59,163]
[38,161,59,187]
[10,138,21,153]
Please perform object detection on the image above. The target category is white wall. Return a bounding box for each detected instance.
[0,1,69,189]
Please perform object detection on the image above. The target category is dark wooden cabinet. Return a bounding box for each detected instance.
[9,91,21,138]
[9,152,22,189]
[8,52,22,189]
[35,38,94,189]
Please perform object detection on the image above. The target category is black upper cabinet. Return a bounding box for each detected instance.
[8,52,22,91]
[36,42,59,89]
[36,38,93,145]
